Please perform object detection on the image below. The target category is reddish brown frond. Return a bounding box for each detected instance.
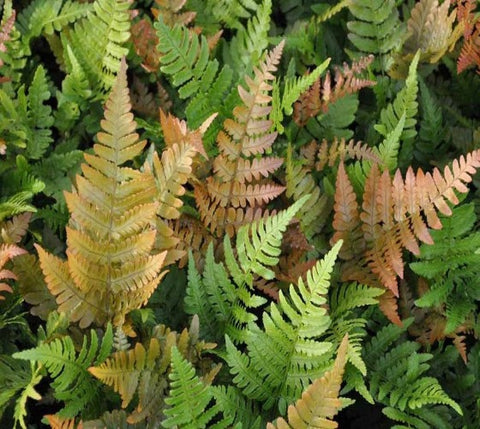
[379,290,403,326]
[193,42,285,237]
[456,0,480,73]
[334,149,480,302]
[315,137,382,171]
[131,18,160,73]
[0,243,26,300]
[45,415,83,429]
[151,0,196,26]
[332,162,361,260]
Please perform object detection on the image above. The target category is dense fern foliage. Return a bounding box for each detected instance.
[2,0,480,427]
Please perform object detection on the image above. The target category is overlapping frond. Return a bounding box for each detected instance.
[225,241,342,411]
[267,335,349,429]
[195,42,286,236]
[293,55,375,127]
[456,0,480,74]
[332,150,480,321]
[13,325,113,417]
[347,0,406,71]
[35,60,167,328]
[62,0,131,92]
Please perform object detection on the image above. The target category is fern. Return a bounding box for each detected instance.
[62,0,131,93]
[208,0,259,30]
[155,17,235,148]
[163,346,233,428]
[266,335,349,429]
[16,0,92,47]
[361,320,462,427]
[13,324,113,418]
[227,0,272,75]
[195,42,285,236]
[347,0,407,71]
[411,203,480,333]
[374,51,419,170]
[186,197,307,343]
[332,150,480,322]
[224,241,341,412]
[35,59,167,328]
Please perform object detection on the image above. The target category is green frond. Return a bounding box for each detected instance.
[62,0,131,93]
[374,51,419,170]
[347,0,407,71]
[362,319,462,426]
[234,195,309,282]
[209,0,259,30]
[185,245,237,342]
[411,203,480,333]
[155,17,221,100]
[330,283,384,317]
[225,241,342,411]
[163,346,232,428]
[211,385,262,428]
[285,144,331,241]
[282,59,331,116]
[227,0,272,74]
[13,325,113,418]
[17,0,92,47]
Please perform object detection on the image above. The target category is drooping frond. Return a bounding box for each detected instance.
[62,0,131,92]
[35,60,167,328]
[347,0,406,71]
[196,42,286,236]
[13,325,113,417]
[225,241,342,411]
[266,335,349,429]
[293,55,375,127]
[332,150,480,321]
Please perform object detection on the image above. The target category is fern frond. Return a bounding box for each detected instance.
[88,339,159,408]
[0,212,30,244]
[228,0,272,74]
[412,203,480,333]
[13,325,113,417]
[333,150,480,318]
[62,0,131,92]
[397,0,462,69]
[225,241,342,410]
[266,335,349,429]
[17,0,92,46]
[163,347,232,428]
[209,0,259,30]
[347,0,407,71]
[45,414,83,429]
[0,243,26,300]
[36,60,167,328]
[285,144,331,241]
[374,52,419,170]
[293,55,375,127]
[196,42,286,236]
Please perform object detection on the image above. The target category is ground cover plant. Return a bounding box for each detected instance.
[1,0,480,427]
